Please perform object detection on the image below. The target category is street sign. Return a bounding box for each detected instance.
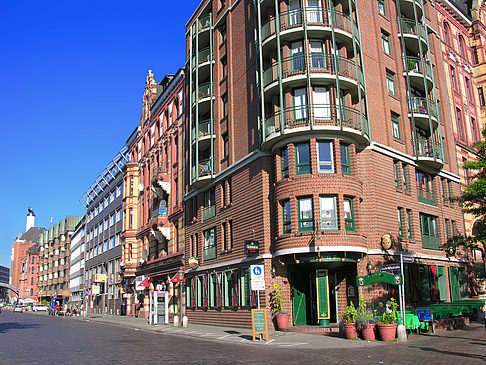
[380,265,401,272]
[250,265,265,291]
[402,256,414,263]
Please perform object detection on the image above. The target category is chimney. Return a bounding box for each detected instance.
[26,207,35,232]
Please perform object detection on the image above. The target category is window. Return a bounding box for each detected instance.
[344,197,355,231]
[129,208,133,228]
[441,179,448,204]
[116,209,121,222]
[463,157,469,185]
[386,70,396,96]
[459,36,466,58]
[295,143,311,174]
[445,219,450,240]
[221,56,227,79]
[298,197,314,232]
[282,199,292,234]
[472,46,479,64]
[222,93,228,117]
[310,41,325,69]
[465,77,472,101]
[420,214,439,250]
[110,214,115,226]
[294,88,308,120]
[471,117,478,144]
[377,0,385,15]
[451,220,457,237]
[398,207,404,238]
[317,141,334,173]
[382,31,390,55]
[340,144,350,175]
[394,161,400,189]
[391,113,401,139]
[407,209,413,239]
[402,164,408,192]
[450,66,457,91]
[281,146,289,178]
[416,171,435,205]
[222,132,228,159]
[444,22,451,45]
[220,21,226,44]
[319,196,337,230]
[478,87,485,107]
[204,228,216,261]
[456,108,464,139]
[313,87,330,119]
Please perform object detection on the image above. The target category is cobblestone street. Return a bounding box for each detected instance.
[1,310,485,364]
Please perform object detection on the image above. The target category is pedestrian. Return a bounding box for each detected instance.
[482,300,486,332]
[54,303,59,316]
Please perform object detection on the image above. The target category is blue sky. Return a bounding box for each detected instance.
[0,0,202,267]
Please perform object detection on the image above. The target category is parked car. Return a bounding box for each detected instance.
[33,304,48,312]
[13,305,23,313]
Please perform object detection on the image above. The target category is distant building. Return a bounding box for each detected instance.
[69,218,86,306]
[0,265,10,302]
[19,244,40,300]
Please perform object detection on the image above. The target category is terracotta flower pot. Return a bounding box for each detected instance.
[377,323,397,342]
[361,324,376,341]
[343,322,358,339]
[275,313,290,330]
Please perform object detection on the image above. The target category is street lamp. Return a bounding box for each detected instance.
[178,268,184,322]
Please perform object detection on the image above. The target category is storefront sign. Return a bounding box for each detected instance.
[135,276,149,291]
[250,265,265,291]
[93,274,106,282]
[357,272,402,286]
[244,240,259,255]
[380,234,393,250]
[402,256,415,263]
[188,257,199,269]
[92,285,100,295]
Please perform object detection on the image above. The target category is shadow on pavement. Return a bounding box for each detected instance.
[417,346,486,361]
[0,322,41,333]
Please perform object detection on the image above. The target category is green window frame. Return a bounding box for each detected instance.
[445,219,450,240]
[344,197,355,231]
[402,164,408,191]
[398,207,404,238]
[319,195,338,231]
[451,220,456,237]
[441,179,447,203]
[378,0,386,16]
[281,146,289,178]
[340,144,351,175]
[382,31,390,54]
[394,161,400,189]
[420,213,439,250]
[317,141,334,173]
[282,199,291,234]
[406,209,413,239]
[295,143,311,175]
[391,113,401,140]
[298,196,314,232]
[386,70,396,96]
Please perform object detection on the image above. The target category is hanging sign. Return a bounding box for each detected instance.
[357,272,402,286]
[244,240,259,256]
[381,233,393,250]
[188,257,199,268]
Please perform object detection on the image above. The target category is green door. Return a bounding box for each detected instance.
[449,266,460,302]
[292,274,307,326]
[316,269,330,321]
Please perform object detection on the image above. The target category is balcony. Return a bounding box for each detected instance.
[192,47,213,79]
[263,54,363,95]
[398,18,428,54]
[417,186,436,206]
[404,57,433,90]
[261,9,358,50]
[203,245,217,261]
[263,104,369,150]
[191,158,213,186]
[202,205,216,221]
[399,0,424,19]
[422,234,440,250]
[414,137,444,169]
[151,207,168,220]
[192,119,214,151]
[409,97,438,129]
[151,166,171,195]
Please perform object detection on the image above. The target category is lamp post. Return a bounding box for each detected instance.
[178,268,184,321]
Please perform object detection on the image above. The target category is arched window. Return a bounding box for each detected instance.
[459,35,466,58]
[444,22,451,45]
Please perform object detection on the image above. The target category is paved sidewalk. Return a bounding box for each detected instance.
[70,313,385,349]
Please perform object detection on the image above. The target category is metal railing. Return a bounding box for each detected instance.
[399,18,426,38]
[192,47,212,68]
[263,54,362,87]
[417,186,436,205]
[414,137,443,160]
[202,205,216,221]
[422,234,440,250]
[405,57,433,79]
[409,97,438,118]
[203,245,216,261]
[198,14,211,32]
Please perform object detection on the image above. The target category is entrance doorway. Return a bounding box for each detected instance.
[292,268,338,325]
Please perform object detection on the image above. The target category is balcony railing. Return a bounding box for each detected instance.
[197,158,212,177]
[203,245,217,261]
[414,137,443,160]
[263,54,362,87]
[202,205,216,221]
[417,186,436,205]
[192,82,212,103]
[422,234,440,250]
[265,104,366,135]
[198,14,211,32]
[404,57,433,79]
[261,9,357,42]
[192,47,212,68]
[409,97,438,118]
[399,18,426,38]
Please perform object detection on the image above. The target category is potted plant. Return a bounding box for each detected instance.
[377,298,398,342]
[341,301,358,339]
[270,283,290,330]
[356,295,376,341]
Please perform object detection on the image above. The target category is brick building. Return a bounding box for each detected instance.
[18,243,40,300]
[183,0,468,330]
[122,69,185,319]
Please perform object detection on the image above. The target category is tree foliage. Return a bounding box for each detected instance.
[441,128,486,255]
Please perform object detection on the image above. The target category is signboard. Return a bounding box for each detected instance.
[251,309,268,342]
[92,285,100,295]
[380,265,401,272]
[93,274,106,282]
[381,233,393,250]
[188,257,199,269]
[135,276,148,291]
[402,256,414,263]
[244,240,259,256]
[250,265,265,291]
[357,272,402,286]
[416,309,432,321]
[316,269,330,320]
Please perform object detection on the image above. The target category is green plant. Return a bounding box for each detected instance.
[270,283,286,315]
[379,297,398,324]
[342,301,358,324]
[355,294,376,330]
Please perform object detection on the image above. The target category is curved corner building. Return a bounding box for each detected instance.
[184,0,466,329]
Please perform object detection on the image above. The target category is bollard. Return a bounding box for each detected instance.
[173,315,179,327]
[397,324,407,341]
[182,315,188,328]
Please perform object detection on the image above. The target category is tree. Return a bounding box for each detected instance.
[441,128,486,257]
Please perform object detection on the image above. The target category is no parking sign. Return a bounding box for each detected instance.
[250,265,265,291]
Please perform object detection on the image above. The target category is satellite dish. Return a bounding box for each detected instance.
[138,183,144,192]
[142,249,148,260]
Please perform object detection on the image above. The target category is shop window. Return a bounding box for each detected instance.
[295,143,311,175]
[319,196,337,231]
[317,141,334,173]
[344,197,355,231]
[298,196,314,232]
[282,199,292,234]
